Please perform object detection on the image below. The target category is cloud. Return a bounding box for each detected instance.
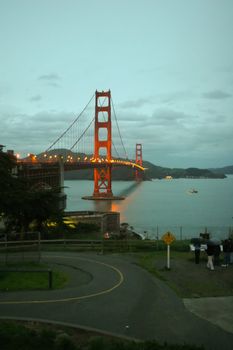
[38,73,61,81]
[0,110,74,153]
[113,106,233,167]
[29,94,42,102]
[202,90,232,100]
[215,64,233,74]
[113,108,197,156]
[210,115,227,123]
[149,109,193,127]
[119,91,195,110]
[38,73,61,87]
[1,103,232,168]
[0,108,98,156]
[119,97,153,109]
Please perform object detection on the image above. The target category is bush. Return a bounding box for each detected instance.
[54,332,76,350]
[0,322,205,350]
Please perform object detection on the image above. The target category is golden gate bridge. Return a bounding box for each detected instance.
[19,90,145,200]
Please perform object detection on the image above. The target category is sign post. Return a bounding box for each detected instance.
[167,244,170,269]
[161,231,176,269]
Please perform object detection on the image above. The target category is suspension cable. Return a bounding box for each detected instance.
[69,96,107,154]
[70,116,95,151]
[72,95,121,159]
[96,97,120,158]
[111,97,128,159]
[45,92,95,152]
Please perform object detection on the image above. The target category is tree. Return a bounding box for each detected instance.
[0,151,63,234]
[0,151,19,217]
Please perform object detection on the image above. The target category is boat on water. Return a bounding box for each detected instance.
[189,188,198,194]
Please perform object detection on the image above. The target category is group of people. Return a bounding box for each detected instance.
[194,238,233,271]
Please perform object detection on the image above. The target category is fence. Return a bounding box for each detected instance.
[0,237,192,256]
[0,226,232,260]
[0,232,41,264]
[133,225,233,240]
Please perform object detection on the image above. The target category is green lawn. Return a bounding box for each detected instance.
[0,262,68,291]
[137,250,233,298]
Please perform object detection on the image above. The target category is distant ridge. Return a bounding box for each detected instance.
[143,161,226,180]
[209,165,233,175]
[36,149,226,180]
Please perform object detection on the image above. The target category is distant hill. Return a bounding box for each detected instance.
[209,165,233,175]
[36,149,226,180]
[142,161,226,179]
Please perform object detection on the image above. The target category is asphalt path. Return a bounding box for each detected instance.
[0,252,233,350]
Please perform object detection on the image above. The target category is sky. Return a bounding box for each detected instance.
[0,0,233,168]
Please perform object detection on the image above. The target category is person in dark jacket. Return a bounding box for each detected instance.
[222,239,231,267]
[230,239,233,264]
[213,244,221,266]
[194,242,201,264]
[206,244,215,270]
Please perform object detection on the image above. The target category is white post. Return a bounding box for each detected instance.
[167,244,170,269]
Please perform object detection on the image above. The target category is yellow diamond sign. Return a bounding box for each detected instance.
[162,231,176,245]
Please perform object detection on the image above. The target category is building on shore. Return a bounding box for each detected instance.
[64,211,120,234]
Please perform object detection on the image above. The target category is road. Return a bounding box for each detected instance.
[0,252,233,350]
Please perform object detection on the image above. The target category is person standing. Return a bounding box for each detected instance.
[194,242,201,264]
[213,244,221,266]
[230,238,233,264]
[206,243,215,270]
[222,239,231,267]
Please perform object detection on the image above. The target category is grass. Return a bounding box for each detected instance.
[137,250,233,298]
[1,240,232,297]
[0,262,68,291]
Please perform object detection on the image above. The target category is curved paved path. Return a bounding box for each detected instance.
[0,252,233,350]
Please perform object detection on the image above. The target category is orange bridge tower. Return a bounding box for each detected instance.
[93,90,113,198]
[135,143,143,181]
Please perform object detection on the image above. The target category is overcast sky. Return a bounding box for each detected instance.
[0,0,233,168]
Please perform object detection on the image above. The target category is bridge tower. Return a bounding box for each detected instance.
[135,143,143,181]
[93,90,113,198]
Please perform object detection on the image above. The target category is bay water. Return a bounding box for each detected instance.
[65,175,233,240]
